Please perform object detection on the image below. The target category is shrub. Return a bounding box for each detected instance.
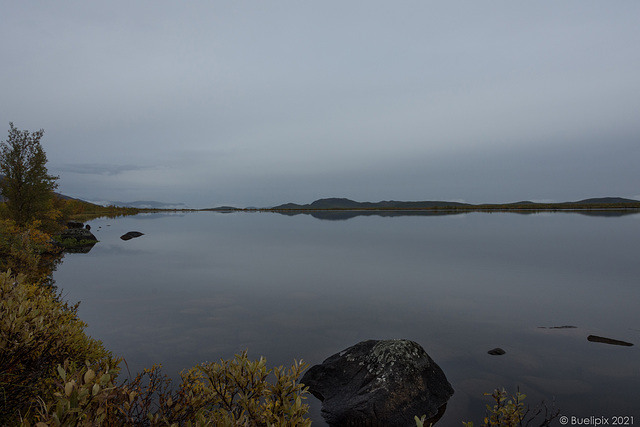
[462,388,559,427]
[177,351,311,426]
[0,219,61,285]
[36,351,311,426]
[0,271,117,424]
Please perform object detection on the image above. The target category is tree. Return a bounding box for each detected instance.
[0,122,59,226]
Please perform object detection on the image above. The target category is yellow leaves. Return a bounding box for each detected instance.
[1,219,60,285]
[28,351,312,426]
[0,271,116,424]
[476,388,528,427]
[83,368,95,384]
[36,360,122,425]
[64,380,76,397]
[56,364,67,383]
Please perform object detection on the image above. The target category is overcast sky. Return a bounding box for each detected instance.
[2,1,639,208]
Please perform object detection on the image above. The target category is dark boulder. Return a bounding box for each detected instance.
[301,339,454,427]
[66,221,85,229]
[488,348,506,355]
[120,231,144,241]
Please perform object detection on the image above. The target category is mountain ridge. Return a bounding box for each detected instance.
[270,197,640,210]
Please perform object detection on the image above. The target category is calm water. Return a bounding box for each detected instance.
[53,211,640,425]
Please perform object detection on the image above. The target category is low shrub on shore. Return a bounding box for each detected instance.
[36,353,310,426]
[0,271,117,424]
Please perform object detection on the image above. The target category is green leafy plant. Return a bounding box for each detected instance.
[0,271,117,424]
[34,359,123,426]
[179,351,311,426]
[414,414,429,427]
[35,352,311,426]
[481,388,526,427]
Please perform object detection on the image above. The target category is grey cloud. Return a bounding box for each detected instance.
[2,1,640,207]
[54,163,151,176]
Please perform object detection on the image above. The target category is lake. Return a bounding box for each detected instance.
[53,210,640,425]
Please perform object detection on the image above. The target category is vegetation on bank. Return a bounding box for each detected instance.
[0,123,59,228]
[0,271,117,422]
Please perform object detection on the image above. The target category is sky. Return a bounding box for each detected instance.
[2,1,639,208]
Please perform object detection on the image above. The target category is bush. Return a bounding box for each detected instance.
[177,351,311,426]
[462,388,560,427]
[0,271,117,424]
[0,219,61,285]
[35,351,311,426]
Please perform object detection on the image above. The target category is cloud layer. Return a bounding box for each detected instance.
[2,1,639,207]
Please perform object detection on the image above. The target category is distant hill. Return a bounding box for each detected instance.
[202,206,240,211]
[567,197,640,205]
[106,200,188,209]
[271,197,640,210]
[273,198,471,210]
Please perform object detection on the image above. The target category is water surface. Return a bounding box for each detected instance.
[54,211,640,425]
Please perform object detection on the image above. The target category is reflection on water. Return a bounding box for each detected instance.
[53,211,640,425]
[273,208,640,221]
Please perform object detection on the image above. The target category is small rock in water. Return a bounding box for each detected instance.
[537,325,577,329]
[488,347,506,355]
[120,231,144,241]
[587,335,633,347]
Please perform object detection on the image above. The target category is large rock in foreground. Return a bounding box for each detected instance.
[301,339,454,427]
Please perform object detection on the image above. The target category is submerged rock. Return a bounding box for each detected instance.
[301,339,454,427]
[587,335,633,347]
[537,325,577,329]
[488,347,506,355]
[120,231,144,241]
